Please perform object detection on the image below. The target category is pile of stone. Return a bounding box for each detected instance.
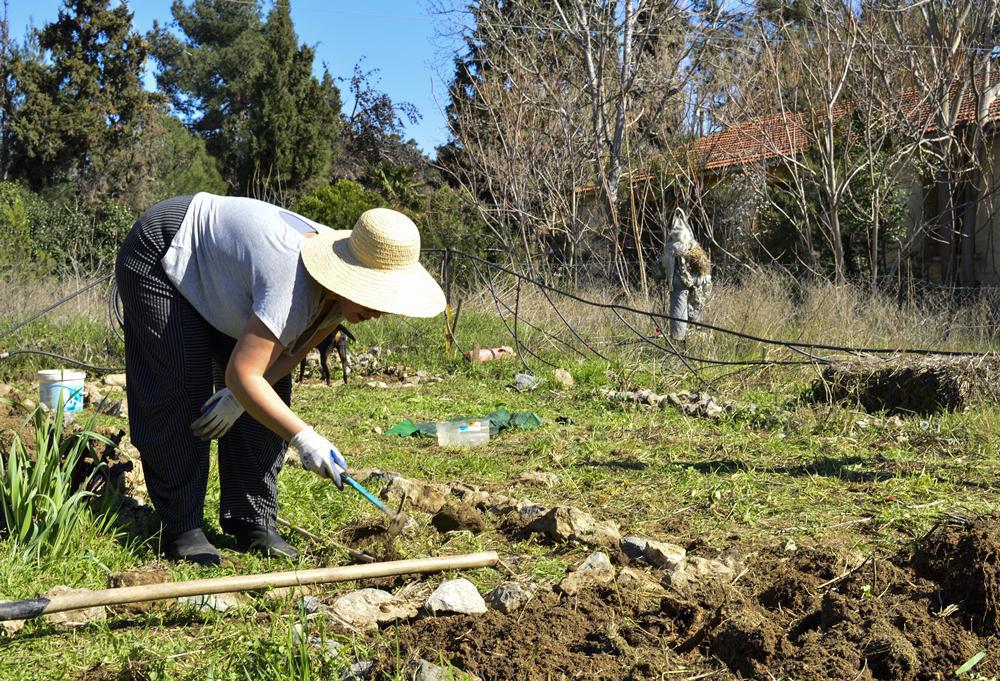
[599,386,730,419]
[367,470,739,591]
[352,347,390,377]
[365,369,442,390]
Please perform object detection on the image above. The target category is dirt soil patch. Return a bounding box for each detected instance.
[372,586,707,679]
[364,534,999,680]
[913,513,1000,634]
[431,503,485,533]
[812,354,1000,414]
[0,407,36,459]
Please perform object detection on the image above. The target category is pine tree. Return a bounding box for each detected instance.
[150,0,342,198]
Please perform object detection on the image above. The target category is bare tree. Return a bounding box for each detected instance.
[705,0,921,284]
[437,0,721,292]
[887,0,1000,287]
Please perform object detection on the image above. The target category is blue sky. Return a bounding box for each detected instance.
[7,0,460,155]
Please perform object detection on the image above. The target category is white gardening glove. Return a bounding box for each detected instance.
[289,427,347,489]
[190,388,245,440]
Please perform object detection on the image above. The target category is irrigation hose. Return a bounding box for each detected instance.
[0,350,123,374]
[0,252,992,384]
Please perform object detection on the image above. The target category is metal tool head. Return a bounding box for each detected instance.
[384,496,409,540]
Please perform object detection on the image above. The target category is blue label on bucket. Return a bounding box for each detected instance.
[42,382,84,413]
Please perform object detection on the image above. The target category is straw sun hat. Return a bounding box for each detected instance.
[300,208,446,318]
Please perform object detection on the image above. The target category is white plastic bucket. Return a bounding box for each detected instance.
[36,369,86,413]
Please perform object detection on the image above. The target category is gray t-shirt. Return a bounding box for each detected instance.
[161,193,333,352]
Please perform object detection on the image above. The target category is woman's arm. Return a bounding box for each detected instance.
[226,315,308,441]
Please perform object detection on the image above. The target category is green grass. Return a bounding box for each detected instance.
[0,307,999,678]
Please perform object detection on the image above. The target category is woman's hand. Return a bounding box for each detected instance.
[289,427,347,489]
[190,388,245,440]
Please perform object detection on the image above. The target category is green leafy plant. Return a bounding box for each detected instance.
[0,405,110,560]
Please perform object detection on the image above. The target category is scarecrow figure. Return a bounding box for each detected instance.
[115,195,444,565]
[662,208,712,343]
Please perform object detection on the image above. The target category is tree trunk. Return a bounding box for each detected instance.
[960,168,980,286]
[936,169,957,286]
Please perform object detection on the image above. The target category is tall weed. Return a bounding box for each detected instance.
[0,406,110,560]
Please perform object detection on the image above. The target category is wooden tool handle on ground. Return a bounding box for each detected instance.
[0,551,499,621]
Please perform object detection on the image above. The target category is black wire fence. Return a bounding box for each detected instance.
[1,249,998,388]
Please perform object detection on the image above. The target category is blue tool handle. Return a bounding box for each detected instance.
[343,474,391,515]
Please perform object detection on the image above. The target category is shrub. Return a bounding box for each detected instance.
[291,180,385,230]
[0,181,136,275]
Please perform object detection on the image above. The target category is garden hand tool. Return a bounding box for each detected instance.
[340,471,410,541]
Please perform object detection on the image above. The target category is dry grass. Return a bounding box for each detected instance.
[0,274,110,328]
[454,268,1000,364]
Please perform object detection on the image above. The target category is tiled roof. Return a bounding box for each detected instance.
[694,82,1000,172]
[692,110,812,171]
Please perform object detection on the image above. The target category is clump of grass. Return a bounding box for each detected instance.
[0,406,111,560]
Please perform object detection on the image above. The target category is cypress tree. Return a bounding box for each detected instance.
[9,0,152,200]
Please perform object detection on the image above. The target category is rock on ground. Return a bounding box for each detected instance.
[408,659,481,681]
[621,536,649,561]
[484,494,518,515]
[342,660,374,680]
[514,373,538,391]
[558,551,615,596]
[516,500,548,523]
[687,556,736,581]
[643,539,687,571]
[292,622,344,655]
[431,503,486,533]
[486,581,537,614]
[102,373,127,388]
[177,592,247,614]
[552,368,574,389]
[518,471,558,487]
[329,588,418,631]
[666,390,729,419]
[424,578,487,616]
[42,586,107,628]
[300,595,324,614]
[0,619,25,636]
[380,476,448,514]
[528,506,621,548]
[447,482,491,508]
[616,567,668,595]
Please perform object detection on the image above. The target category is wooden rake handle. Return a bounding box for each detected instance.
[0,551,499,621]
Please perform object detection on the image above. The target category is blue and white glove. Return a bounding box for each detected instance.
[191,388,245,440]
[289,427,347,490]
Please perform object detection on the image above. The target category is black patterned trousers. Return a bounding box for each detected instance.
[114,195,290,534]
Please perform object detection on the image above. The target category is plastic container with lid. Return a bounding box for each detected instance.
[436,419,490,448]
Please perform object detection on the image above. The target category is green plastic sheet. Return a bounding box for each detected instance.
[385,409,543,438]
